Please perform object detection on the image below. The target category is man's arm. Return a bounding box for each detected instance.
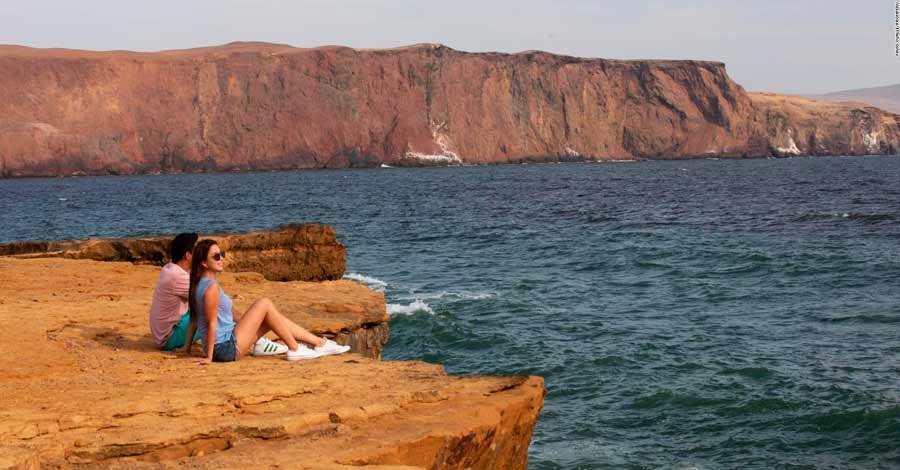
[180,316,197,355]
[173,268,190,301]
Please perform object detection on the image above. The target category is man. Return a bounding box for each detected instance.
[150,233,287,355]
[149,232,200,350]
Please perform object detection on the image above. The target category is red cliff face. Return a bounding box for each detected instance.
[1,42,898,177]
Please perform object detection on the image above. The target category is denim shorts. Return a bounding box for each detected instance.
[212,334,237,362]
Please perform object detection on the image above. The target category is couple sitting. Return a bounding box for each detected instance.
[149,233,349,363]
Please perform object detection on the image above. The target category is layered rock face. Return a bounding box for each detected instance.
[1,42,897,177]
[0,257,543,468]
[748,93,900,157]
[0,223,346,282]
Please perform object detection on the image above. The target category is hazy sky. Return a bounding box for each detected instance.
[1,0,897,94]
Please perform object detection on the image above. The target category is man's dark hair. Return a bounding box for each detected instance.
[170,233,198,263]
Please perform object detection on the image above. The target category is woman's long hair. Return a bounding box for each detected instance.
[188,239,218,323]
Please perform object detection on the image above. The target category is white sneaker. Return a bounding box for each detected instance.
[314,338,351,356]
[252,337,289,356]
[286,344,324,361]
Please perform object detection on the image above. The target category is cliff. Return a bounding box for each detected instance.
[0,223,346,282]
[0,256,544,469]
[1,42,897,177]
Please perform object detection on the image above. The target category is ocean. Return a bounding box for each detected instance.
[1,156,899,469]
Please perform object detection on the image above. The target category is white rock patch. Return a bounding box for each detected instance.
[564,147,581,157]
[777,135,801,155]
[862,131,880,153]
[402,152,462,164]
[403,122,463,164]
[26,122,62,134]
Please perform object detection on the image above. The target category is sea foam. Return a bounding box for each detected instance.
[343,273,387,291]
[387,299,435,316]
[414,291,498,301]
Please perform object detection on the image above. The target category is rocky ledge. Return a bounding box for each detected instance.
[0,223,346,282]
[0,256,544,469]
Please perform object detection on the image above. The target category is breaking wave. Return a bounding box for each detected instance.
[387,299,435,316]
[343,272,387,290]
[412,290,498,301]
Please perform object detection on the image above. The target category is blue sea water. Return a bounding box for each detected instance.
[1,156,899,469]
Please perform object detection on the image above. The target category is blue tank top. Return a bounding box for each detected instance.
[195,277,235,351]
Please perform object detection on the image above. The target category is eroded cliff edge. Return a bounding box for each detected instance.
[0,223,346,282]
[1,42,897,177]
[0,256,544,469]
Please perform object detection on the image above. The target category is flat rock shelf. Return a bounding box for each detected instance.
[0,257,544,469]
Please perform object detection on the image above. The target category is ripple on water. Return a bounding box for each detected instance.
[714,397,802,417]
[786,405,900,434]
[718,366,777,380]
[628,389,736,410]
[818,313,900,324]
[793,212,899,224]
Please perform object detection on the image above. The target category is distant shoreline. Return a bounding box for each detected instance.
[3,153,899,181]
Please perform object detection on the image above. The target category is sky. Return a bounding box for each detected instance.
[0,0,897,94]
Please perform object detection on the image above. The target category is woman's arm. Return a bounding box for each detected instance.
[197,284,220,365]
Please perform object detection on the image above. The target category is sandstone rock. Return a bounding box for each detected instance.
[0,42,897,177]
[0,257,544,469]
[0,223,346,282]
[749,93,900,156]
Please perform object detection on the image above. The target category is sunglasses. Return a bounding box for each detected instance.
[211,251,226,261]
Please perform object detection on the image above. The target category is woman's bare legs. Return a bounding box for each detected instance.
[233,298,301,358]
[255,318,325,348]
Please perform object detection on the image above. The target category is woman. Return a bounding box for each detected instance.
[184,239,349,363]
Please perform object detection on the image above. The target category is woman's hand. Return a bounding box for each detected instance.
[194,357,212,365]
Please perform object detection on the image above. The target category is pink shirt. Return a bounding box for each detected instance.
[149,263,190,347]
